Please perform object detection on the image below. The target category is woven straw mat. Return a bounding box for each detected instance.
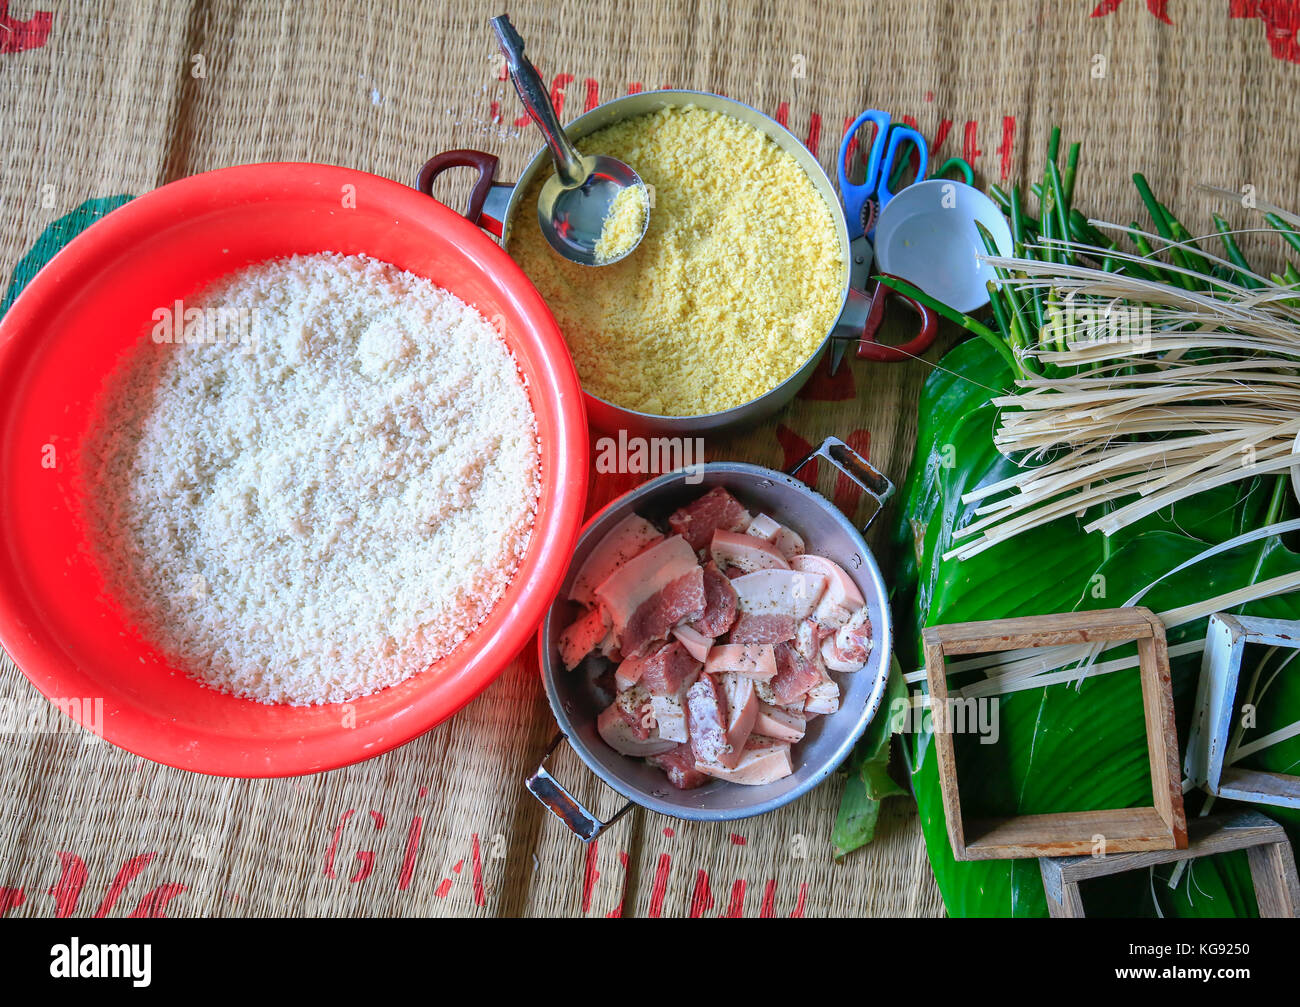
[1,0,1298,917]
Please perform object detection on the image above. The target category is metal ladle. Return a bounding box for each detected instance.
[491,15,648,266]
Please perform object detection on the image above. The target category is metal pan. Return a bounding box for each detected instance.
[419,90,922,436]
[529,436,895,838]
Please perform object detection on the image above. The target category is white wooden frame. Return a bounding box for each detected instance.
[1039,810,1299,918]
[1185,613,1300,809]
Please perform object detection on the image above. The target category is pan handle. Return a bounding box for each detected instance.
[415,150,512,237]
[789,435,894,533]
[526,732,635,842]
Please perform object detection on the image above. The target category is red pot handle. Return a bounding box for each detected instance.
[415,150,500,227]
[856,273,939,363]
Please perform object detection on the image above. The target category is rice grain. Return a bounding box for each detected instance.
[84,253,539,705]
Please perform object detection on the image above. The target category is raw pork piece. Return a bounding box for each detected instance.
[570,514,663,605]
[686,673,746,769]
[639,641,702,697]
[772,641,822,705]
[614,652,649,691]
[709,530,789,574]
[704,643,777,680]
[596,626,622,663]
[688,562,738,637]
[729,612,797,645]
[719,672,758,756]
[649,742,711,790]
[621,566,707,658]
[695,737,793,785]
[790,554,864,628]
[668,486,752,551]
[755,701,806,743]
[803,665,841,715]
[597,686,676,758]
[671,624,713,662]
[822,606,873,672]
[595,534,700,642]
[794,616,825,662]
[650,670,699,743]
[731,569,827,620]
[743,512,805,560]
[558,604,611,670]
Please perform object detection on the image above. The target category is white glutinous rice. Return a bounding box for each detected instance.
[83,252,540,705]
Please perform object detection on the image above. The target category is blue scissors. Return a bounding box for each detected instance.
[829,110,938,374]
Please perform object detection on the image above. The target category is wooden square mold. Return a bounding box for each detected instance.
[923,607,1187,861]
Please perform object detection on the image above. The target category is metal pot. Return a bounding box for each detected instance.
[528,436,895,838]
[419,90,918,436]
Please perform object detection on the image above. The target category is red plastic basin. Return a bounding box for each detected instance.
[0,163,588,777]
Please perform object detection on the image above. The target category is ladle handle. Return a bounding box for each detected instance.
[491,15,587,188]
[526,732,635,842]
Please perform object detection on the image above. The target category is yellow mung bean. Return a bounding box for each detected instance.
[509,105,842,417]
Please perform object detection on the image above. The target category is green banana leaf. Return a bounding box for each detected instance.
[833,659,907,856]
[867,337,1300,917]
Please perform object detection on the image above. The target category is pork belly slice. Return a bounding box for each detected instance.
[770,525,805,561]
[771,641,822,706]
[671,624,713,662]
[650,679,698,744]
[695,737,794,785]
[803,663,842,715]
[731,569,827,621]
[728,612,797,646]
[794,616,825,662]
[744,512,805,560]
[719,672,758,757]
[709,529,789,574]
[570,514,664,606]
[621,567,707,658]
[614,652,649,691]
[626,642,700,744]
[685,670,758,770]
[687,561,738,637]
[790,621,841,715]
[686,673,732,767]
[597,626,622,664]
[668,486,753,552]
[821,607,873,672]
[790,554,865,629]
[594,534,700,642]
[648,742,711,790]
[597,686,677,758]
[558,604,611,671]
[639,641,702,697]
[704,643,777,680]
[755,701,806,743]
